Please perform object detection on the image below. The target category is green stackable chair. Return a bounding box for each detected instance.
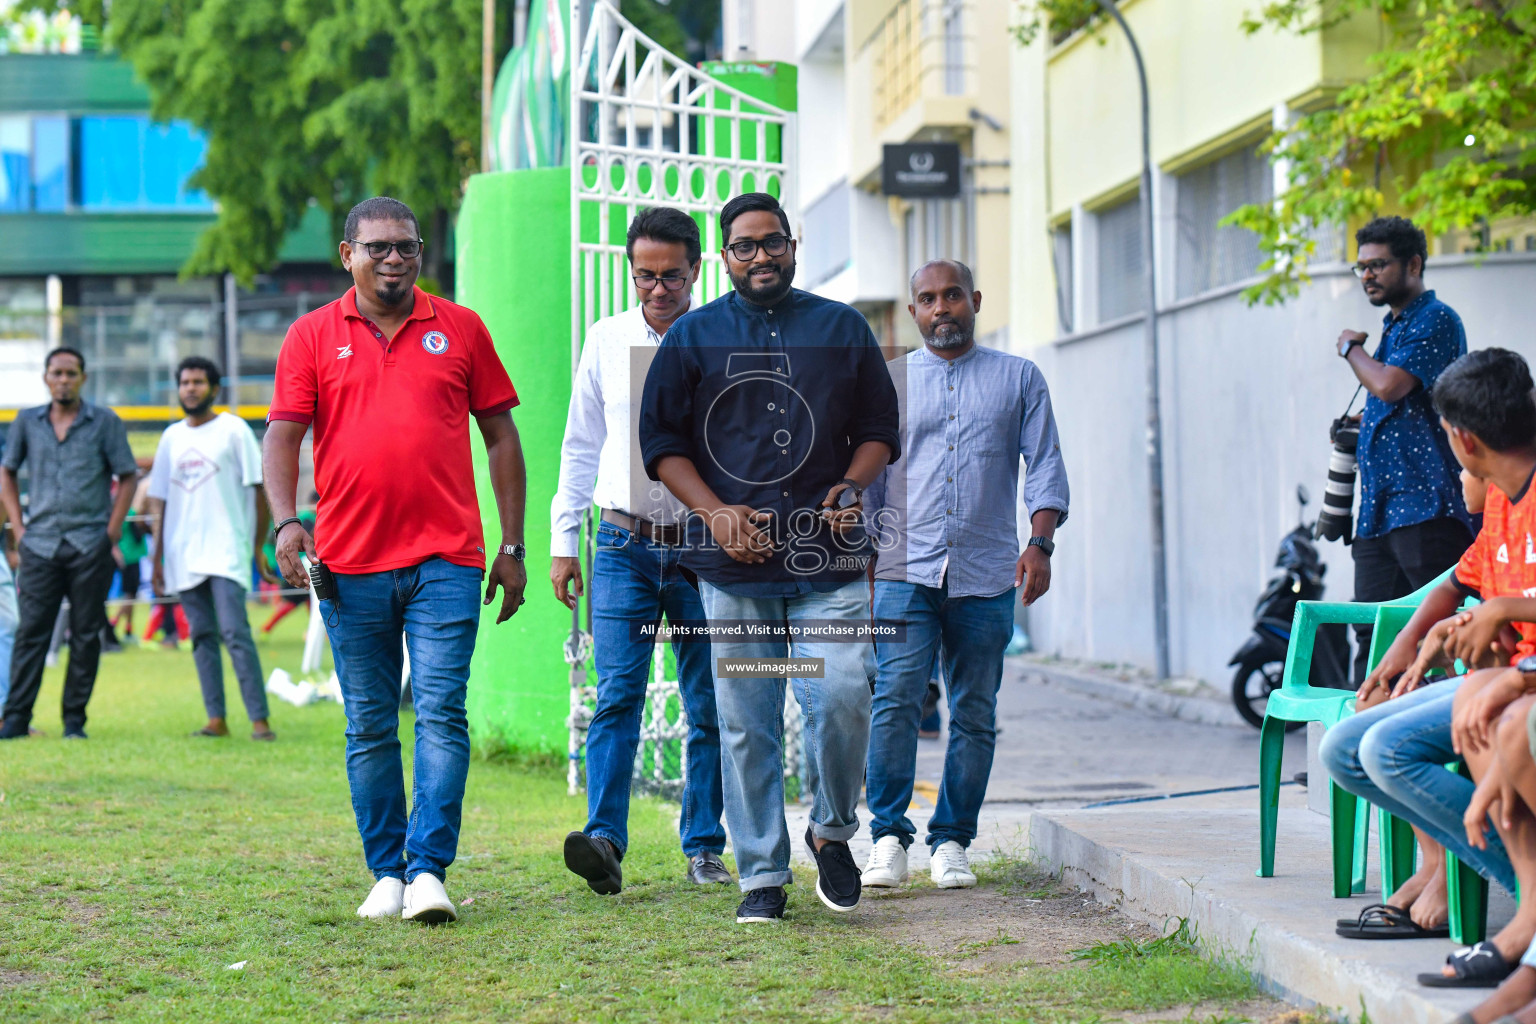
[1257,568,1491,943]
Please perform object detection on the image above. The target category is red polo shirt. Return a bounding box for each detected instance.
[269,286,518,573]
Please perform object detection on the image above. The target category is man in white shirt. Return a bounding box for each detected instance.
[148,357,276,741]
[551,206,729,893]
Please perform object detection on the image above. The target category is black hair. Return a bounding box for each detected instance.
[44,346,85,372]
[177,355,222,391]
[344,196,420,240]
[910,259,975,297]
[627,207,702,267]
[1355,216,1428,273]
[1433,348,1536,452]
[719,192,791,243]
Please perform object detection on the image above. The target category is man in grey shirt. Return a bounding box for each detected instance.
[862,260,1069,890]
[0,348,138,739]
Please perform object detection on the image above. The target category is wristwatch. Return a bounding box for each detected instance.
[1338,335,1366,358]
[838,477,863,501]
[500,543,526,561]
[1027,536,1055,557]
[1518,655,1536,675]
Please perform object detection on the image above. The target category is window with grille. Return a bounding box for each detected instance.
[1175,146,1273,299]
[1097,197,1145,323]
[1052,224,1073,334]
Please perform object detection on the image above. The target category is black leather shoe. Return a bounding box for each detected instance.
[564,831,622,895]
[686,852,733,885]
[805,826,861,912]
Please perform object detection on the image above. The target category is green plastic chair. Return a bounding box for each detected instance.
[1257,571,1453,894]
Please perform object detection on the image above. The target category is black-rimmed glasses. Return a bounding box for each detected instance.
[725,235,792,261]
[632,272,691,292]
[1352,258,1397,278]
[348,238,424,260]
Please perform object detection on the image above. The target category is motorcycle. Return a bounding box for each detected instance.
[1230,484,1351,729]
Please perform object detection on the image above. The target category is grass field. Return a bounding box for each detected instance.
[0,607,1295,1023]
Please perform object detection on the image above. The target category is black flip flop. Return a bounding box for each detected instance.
[1336,903,1449,940]
[1336,902,1391,928]
[1418,942,1516,988]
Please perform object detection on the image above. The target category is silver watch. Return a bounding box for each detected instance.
[500,543,526,561]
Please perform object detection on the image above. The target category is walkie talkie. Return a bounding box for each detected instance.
[302,555,338,603]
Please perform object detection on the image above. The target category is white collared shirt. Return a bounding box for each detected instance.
[550,305,691,557]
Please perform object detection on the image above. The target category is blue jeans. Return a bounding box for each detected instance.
[322,557,481,884]
[1319,677,1517,894]
[699,578,874,891]
[867,580,1015,851]
[586,520,724,858]
[0,557,15,710]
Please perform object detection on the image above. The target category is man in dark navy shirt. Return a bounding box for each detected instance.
[1336,216,1472,685]
[640,192,899,925]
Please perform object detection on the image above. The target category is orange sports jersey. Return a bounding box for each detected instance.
[1454,472,1536,662]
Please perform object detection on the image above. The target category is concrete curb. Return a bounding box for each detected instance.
[1029,806,1469,1024]
[1019,660,1246,729]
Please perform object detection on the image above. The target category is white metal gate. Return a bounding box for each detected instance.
[563,0,803,798]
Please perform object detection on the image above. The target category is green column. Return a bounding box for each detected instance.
[457,167,574,755]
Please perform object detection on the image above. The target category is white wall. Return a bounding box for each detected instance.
[1029,256,1536,685]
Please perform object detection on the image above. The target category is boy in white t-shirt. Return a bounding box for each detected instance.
[147,357,277,741]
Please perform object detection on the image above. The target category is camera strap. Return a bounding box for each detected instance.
[1341,384,1363,418]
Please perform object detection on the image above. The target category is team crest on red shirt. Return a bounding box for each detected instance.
[421,331,449,355]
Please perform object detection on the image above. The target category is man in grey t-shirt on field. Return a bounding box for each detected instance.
[0,348,137,739]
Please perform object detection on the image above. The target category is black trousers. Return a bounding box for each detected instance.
[1,537,116,735]
[1351,516,1473,684]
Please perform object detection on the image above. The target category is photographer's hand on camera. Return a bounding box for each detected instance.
[485,551,527,624]
[275,519,317,589]
[711,505,774,564]
[550,556,585,609]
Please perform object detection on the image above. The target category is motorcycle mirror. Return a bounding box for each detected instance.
[1296,484,1311,507]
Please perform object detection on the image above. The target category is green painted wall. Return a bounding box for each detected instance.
[0,53,149,112]
[457,168,574,754]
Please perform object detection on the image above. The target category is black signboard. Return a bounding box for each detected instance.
[882,142,962,198]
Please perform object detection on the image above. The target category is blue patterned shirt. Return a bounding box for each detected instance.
[1356,289,1471,540]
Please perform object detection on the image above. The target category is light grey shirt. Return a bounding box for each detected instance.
[2,402,137,559]
[866,344,1069,597]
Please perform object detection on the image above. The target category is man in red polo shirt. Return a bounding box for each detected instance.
[263,196,528,925]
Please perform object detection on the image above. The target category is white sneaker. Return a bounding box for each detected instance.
[401,873,457,924]
[861,836,910,888]
[356,877,405,919]
[930,841,977,889]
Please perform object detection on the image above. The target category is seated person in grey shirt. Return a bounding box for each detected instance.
[862,259,1069,890]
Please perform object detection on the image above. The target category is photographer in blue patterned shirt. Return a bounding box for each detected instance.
[1338,217,1473,685]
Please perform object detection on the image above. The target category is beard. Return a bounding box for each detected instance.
[180,394,216,416]
[730,259,796,306]
[924,319,973,350]
[375,278,410,306]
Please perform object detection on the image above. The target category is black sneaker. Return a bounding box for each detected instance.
[62,729,88,740]
[804,826,861,912]
[563,831,622,895]
[736,886,786,923]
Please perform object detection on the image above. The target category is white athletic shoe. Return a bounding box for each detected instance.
[930,841,977,889]
[401,873,457,924]
[861,836,910,888]
[356,877,405,919]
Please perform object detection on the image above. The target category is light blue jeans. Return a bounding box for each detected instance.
[1318,676,1517,894]
[699,578,874,892]
[322,557,482,884]
[0,557,16,709]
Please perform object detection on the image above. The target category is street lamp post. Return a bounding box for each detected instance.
[1095,0,1171,682]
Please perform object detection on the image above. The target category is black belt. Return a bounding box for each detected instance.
[601,508,684,546]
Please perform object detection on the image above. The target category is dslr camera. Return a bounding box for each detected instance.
[1314,413,1360,544]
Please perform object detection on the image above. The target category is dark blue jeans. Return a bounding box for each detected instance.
[867,579,1015,851]
[322,557,481,883]
[587,520,724,858]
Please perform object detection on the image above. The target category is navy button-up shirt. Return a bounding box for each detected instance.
[1356,289,1470,540]
[865,345,1069,597]
[639,288,901,597]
